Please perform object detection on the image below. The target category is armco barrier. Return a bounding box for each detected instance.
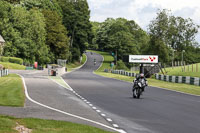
[0,69,9,77]
[155,74,200,86]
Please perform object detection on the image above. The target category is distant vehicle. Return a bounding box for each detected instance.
[94,59,96,66]
[132,73,148,99]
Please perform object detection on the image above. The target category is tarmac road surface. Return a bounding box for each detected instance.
[62,52,200,133]
[2,69,114,132]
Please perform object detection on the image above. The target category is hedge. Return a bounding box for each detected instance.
[0,56,23,65]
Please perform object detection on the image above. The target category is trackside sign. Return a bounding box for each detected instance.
[129,55,158,63]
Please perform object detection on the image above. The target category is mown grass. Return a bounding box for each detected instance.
[92,50,200,96]
[0,74,25,107]
[66,54,87,72]
[49,76,71,90]
[163,63,200,77]
[0,115,112,133]
[0,62,25,70]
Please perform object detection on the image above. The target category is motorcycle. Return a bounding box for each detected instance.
[132,78,147,99]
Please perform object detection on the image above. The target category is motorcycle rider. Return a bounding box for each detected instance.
[94,58,96,66]
[133,73,148,92]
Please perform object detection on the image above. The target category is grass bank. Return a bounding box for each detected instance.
[66,54,87,72]
[0,62,25,70]
[163,63,200,77]
[0,115,111,133]
[91,50,200,96]
[0,74,25,107]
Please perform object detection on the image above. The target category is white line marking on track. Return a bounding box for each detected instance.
[107,118,113,122]
[92,107,97,110]
[113,124,119,128]
[96,110,101,113]
[101,114,106,117]
[19,74,125,133]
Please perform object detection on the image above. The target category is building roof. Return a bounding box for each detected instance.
[0,35,5,43]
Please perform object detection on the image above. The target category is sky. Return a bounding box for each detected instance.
[87,0,200,42]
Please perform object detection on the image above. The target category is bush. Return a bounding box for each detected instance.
[116,60,128,70]
[0,57,9,62]
[0,56,23,65]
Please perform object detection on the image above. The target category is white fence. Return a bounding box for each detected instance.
[0,69,9,77]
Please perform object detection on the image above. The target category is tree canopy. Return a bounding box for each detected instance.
[94,18,149,61]
[0,0,92,64]
[147,9,200,64]
[0,1,200,66]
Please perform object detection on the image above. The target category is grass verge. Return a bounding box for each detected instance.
[0,62,25,70]
[162,63,200,77]
[0,74,25,107]
[92,50,200,96]
[49,76,72,90]
[0,115,112,133]
[66,54,87,72]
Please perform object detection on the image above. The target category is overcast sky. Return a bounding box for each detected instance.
[88,0,200,41]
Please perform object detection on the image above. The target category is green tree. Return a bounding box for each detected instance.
[95,18,148,61]
[96,18,115,50]
[42,9,70,62]
[57,0,92,62]
[125,20,150,54]
[148,9,199,63]
[3,0,20,4]
[148,36,170,63]
[110,31,138,60]
[21,0,62,16]
[90,21,101,49]
[0,1,22,57]
[0,2,49,64]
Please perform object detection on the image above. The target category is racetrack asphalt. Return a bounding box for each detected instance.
[62,52,200,133]
[1,69,114,132]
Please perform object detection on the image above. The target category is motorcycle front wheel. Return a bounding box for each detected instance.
[133,88,141,99]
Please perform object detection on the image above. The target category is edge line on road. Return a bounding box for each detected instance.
[18,74,126,133]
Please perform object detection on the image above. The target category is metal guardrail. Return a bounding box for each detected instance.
[0,69,9,77]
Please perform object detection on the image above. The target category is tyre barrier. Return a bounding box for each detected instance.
[155,74,200,86]
[104,69,137,77]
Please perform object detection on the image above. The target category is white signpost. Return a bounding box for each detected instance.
[129,55,158,63]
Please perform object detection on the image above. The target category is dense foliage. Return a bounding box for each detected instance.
[92,10,200,66]
[147,9,200,64]
[0,0,92,64]
[0,1,199,66]
[0,56,23,65]
[57,0,92,62]
[92,18,149,62]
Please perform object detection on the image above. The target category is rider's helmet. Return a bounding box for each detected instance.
[140,73,144,78]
